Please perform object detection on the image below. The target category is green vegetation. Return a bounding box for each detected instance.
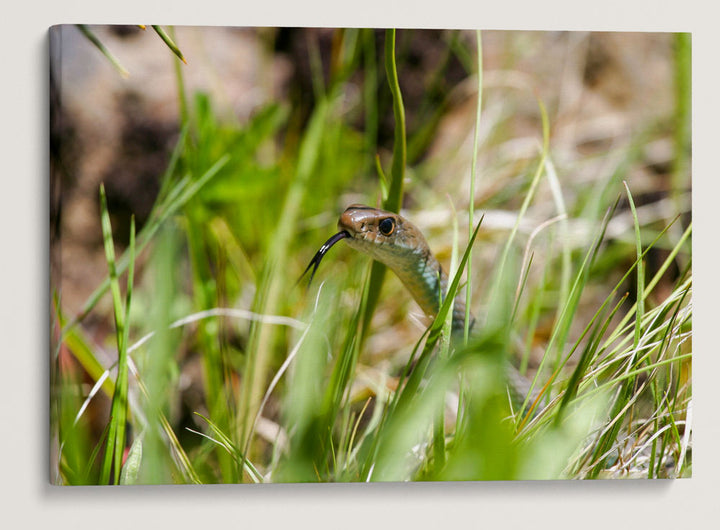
[51,28,691,484]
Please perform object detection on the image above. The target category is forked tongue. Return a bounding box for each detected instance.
[297,231,350,286]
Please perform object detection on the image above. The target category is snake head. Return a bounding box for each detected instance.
[338,204,430,266]
[301,204,446,321]
[299,204,435,295]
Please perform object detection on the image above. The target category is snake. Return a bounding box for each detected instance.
[301,204,538,415]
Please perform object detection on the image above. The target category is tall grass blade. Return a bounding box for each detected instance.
[238,97,330,479]
[98,186,135,485]
[360,28,407,345]
[488,97,549,310]
[66,153,229,331]
[465,29,483,343]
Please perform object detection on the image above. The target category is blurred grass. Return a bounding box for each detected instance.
[51,28,691,484]
[97,185,134,485]
[359,29,407,350]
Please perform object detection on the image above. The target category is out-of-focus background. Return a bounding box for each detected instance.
[51,27,686,313]
[50,26,691,484]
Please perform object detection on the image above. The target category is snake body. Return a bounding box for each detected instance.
[303,204,537,415]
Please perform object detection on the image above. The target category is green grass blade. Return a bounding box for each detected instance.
[555,292,629,421]
[192,414,263,483]
[98,185,134,485]
[624,182,645,353]
[465,29,483,343]
[374,154,389,201]
[383,29,407,214]
[519,207,683,432]
[518,199,618,418]
[152,25,187,64]
[114,216,135,484]
[360,28,407,345]
[386,217,483,417]
[602,221,691,349]
[357,217,483,480]
[76,25,129,77]
[432,204,460,473]
[128,357,202,484]
[64,154,229,331]
[488,96,549,310]
[364,30,379,175]
[238,98,330,479]
[544,157,571,367]
[59,324,115,398]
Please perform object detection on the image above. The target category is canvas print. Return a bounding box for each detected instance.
[50,25,691,484]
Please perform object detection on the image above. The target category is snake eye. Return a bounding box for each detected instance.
[378,217,395,236]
